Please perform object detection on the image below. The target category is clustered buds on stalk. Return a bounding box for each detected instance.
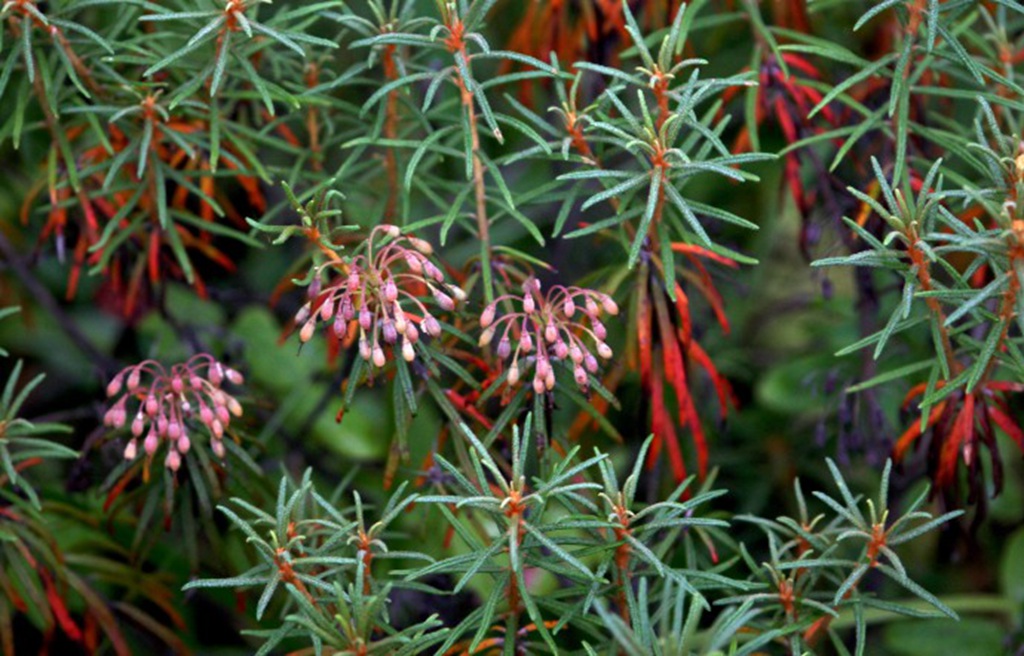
[480,278,618,394]
[294,225,462,369]
[104,355,244,472]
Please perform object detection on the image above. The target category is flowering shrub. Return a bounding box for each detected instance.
[480,278,618,394]
[2,0,1024,655]
[294,225,461,367]
[104,355,244,471]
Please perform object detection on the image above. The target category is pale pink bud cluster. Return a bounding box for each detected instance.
[104,355,244,472]
[295,225,463,369]
[480,278,618,394]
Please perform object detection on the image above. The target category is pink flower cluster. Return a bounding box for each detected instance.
[295,225,464,367]
[104,355,244,472]
[479,278,618,393]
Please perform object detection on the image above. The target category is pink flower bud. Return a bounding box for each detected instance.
[333,316,347,337]
[212,439,225,459]
[434,291,454,311]
[347,271,361,292]
[216,405,231,425]
[360,338,372,360]
[165,449,181,472]
[402,339,415,362]
[585,297,599,316]
[131,414,145,437]
[564,298,576,317]
[554,341,568,359]
[592,319,607,340]
[497,337,511,359]
[190,375,204,390]
[508,362,520,385]
[408,237,433,254]
[523,294,535,314]
[404,253,423,273]
[359,307,373,330]
[597,343,613,359]
[480,327,495,347]
[295,305,311,324]
[545,369,555,390]
[210,363,224,386]
[480,304,496,328]
[447,284,467,302]
[171,376,184,394]
[341,297,355,320]
[157,415,169,436]
[545,323,558,343]
[227,397,243,417]
[127,369,141,391]
[300,321,316,343]
[519,331,533,353]
[533,375,545,394]
[394,305,407,333]
[602,296,619,315]
[200,405,214,425]
[585,353,598,373]
[569,343,583,364]
[423,315,441,337]
[383,278,398,302]
[113,407,127,428]
[574,366,588,387]
[124,440,138,460]
[382,319,397,343]
[423,261,443,281]
[144,429,159,455]
[226,368,243,385]
[320,300,335,321]
[382,320,398,344]
[406,322,420,343]
[145,395,159,415]
[106,373,124,397]
[212,419,224,438]
[536,357,550,380]
[177,434,191,454]
[381,224,401,237]
[168,422,182,440]
[372,345,386,368]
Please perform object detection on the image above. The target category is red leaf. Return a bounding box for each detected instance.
[39,570,82,643]
[670,243,738,268]
[445,389,494,430]
[773,96,799,144]
[103,469,136,513]
[637,280,653,387]
[937,395,975,489]
[894,400,947,461]
[654,291,700,480]
[672,283,692,345]
[688,340,735,419]
[147,230,161,284]
[987,404,1024,451]
[649,359,686,482]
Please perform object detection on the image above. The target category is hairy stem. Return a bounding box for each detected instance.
[459,79,494,304]
[383,45,400,222]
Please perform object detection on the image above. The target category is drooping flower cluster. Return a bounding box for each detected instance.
[480,278,618,394]
[295,225,464,367]
[104,355,244,472]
